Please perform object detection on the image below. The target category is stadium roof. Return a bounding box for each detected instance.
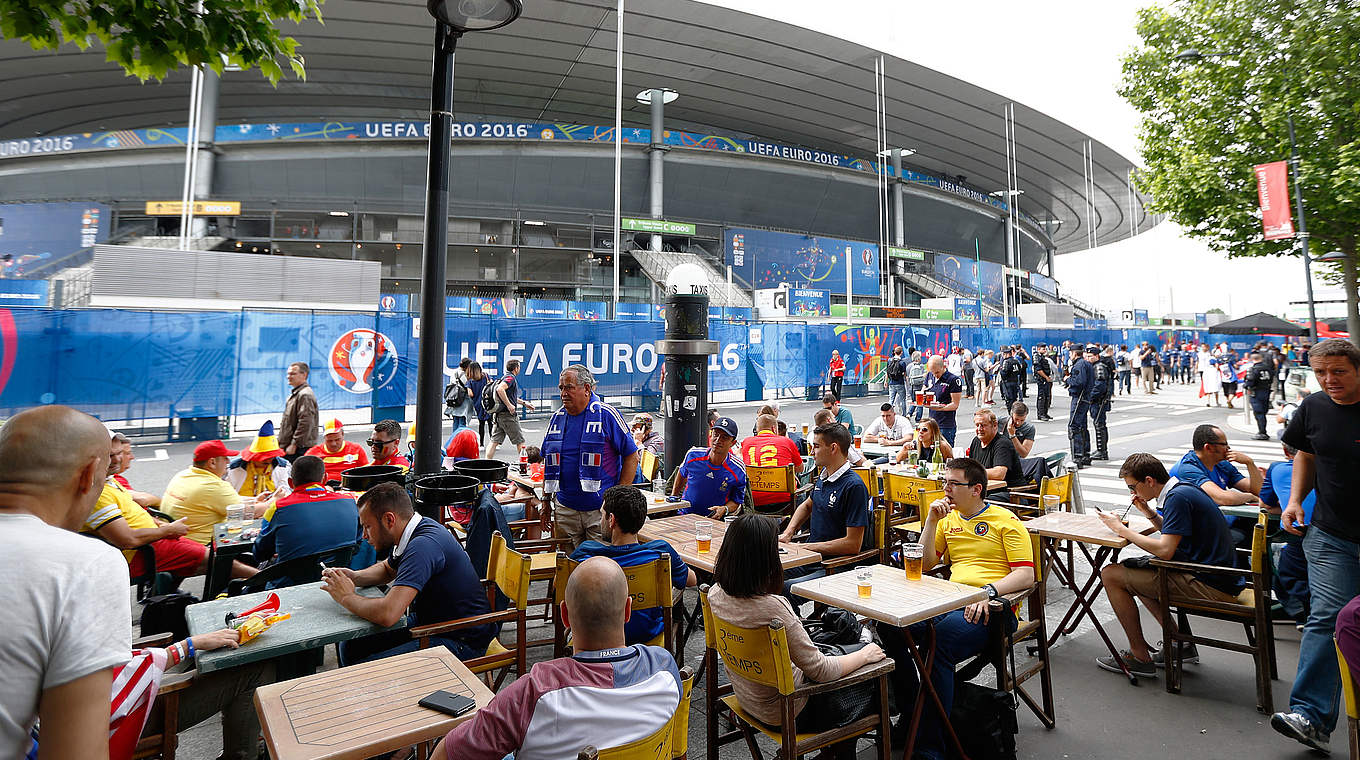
[0,0,1154,253]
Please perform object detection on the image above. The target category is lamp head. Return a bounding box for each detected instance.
[1174,48,1204,62]
[427,0,522,32]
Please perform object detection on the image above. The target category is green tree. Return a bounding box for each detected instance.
[1119,0,1360,343]
[0,0,322,82]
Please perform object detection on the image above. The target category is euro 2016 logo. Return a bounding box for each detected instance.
[329,329,398,394]
[379,295,397,311]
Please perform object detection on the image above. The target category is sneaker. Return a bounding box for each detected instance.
[1151,643,1199,666]
[1253,433,1271,441]
[1096,651,1156,679]
[1271,711,1331,754]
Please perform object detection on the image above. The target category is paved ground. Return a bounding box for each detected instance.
[128,376,1321,759]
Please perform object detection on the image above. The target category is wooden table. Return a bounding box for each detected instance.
[254,647,493,760]
[186,582,405,674]
[637,514,821,574]
[871,463,1007,494]
[508,472,542,495]
[645,493,690,515]
[1025,510,1156,685]
[790,564,986,759]
[204,519,264,599]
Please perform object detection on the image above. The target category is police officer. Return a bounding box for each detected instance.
[1033,345,1055,421]
[998,346,1023,409]
[1065,345,1093,468]
[1089,345,1114,461]
[1244,351,1275,440]
[1017,345,1031,399]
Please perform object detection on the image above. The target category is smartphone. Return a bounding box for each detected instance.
[419,690,477,718]
[665,495,682,503]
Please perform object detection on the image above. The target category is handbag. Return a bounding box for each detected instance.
[806,640,878,726]
[803,607,862,647]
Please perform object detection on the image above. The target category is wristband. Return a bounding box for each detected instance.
[186,637,196,659]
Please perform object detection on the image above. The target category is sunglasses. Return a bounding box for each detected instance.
[366,438,397,447]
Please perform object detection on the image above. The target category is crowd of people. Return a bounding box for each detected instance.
[5,332,1355,760]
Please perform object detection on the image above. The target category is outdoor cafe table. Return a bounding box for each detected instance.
[870,461,1007,494]
[511,472,691,516]
[1024,510,1156,685]
[790,565,988,760]
[254,646,493,760]
[186,581,404,675]
[637,513,821,574]
[204,519,264,600]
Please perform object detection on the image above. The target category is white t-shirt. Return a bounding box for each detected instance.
[946,353,964,375]
[863,415,910,442]
[0,513,131,757]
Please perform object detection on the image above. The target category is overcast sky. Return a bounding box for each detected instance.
[698,0,1308,318]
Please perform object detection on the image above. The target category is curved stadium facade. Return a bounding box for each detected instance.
[0,0,1155,315]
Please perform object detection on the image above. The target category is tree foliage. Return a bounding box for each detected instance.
[1119,0,1360,264]
[0,0,323,83]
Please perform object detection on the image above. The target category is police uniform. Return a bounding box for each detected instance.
[1244,359,1275,438]
[999,353,1022,409]
[1089,349,1113,460]
[1033,352,1055,421]
[1065,351,1093,466]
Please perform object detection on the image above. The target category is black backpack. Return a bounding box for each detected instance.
[444,377,468,408]
[481,377,504,414]
[947,682,1018,760]
[886,357,906,382]
[139,591,198,642]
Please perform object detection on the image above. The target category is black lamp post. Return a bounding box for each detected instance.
[414,0,522,477]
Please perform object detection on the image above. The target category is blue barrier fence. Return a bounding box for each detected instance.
[0,307,1269,424]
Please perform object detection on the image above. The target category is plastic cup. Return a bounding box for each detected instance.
[653,478,667,495]
[924,391,935,407]
[802,424,810,436]
[226,502,246,534]
[1042,494,1061,514]
[903,543,924,581]
[696,522,712,553]
[856,567,873,598]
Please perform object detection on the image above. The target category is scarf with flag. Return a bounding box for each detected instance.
[542,396,614,496]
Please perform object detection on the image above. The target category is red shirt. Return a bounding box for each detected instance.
[305,440,369,483]
[829,357,846,378]
[374,452,412,470]
[444,427,481,460]
[740,431,804,506]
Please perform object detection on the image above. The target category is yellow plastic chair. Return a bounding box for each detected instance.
[577,666,696,760]
[640,449,662,484]
[1335,637,1359,759]
[747,463,800,515]
[553,553,678,660]
[410,531,529,689]
[700,586,893,760]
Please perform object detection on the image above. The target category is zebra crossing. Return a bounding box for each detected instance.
[1071,437,1289,507]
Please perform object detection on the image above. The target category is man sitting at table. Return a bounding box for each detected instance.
[812,409,866,468]
[877,457,1034,757]
[964,409,1027,496]
[432,557,682,760]
[1095,453,1244,679]
[673,416,747,519]
[368,418,411,470]
[1260,443,1312,629]
[110,431,161,508]
[162,440,250,545]
[306,418,369,484]
[863,402,912,464]
[741,413,804,510]
[777,423,871,604]
[87,432,256,583]
[253,455,360,570]
[572,485,696,645]
[1169,424,1262,557]
[822,392,855,431]
[321,482,494,665]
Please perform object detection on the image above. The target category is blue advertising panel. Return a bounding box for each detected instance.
[615,302,654,321]
[568,301,607,320]
[378,293,409,315]
[525,299,569,318]
[0,280,49,307]
[1195,313,1208,327]
[789,288,831,317]
[1134,309,1149,326]
[1074,317,1087,329]
[1030,272,1058,298]
[709,306,753,322]
[726,227,879,296]
[471,297,517,317]
[953,298,981,323]
[445,296,471,314]
[933,254,979,297]
[0,202,108,276]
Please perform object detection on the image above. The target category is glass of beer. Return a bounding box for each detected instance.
[226,501,247,534]
[924,391,935,407]
[695,522,712,553]
[903,543,924,581]
[915,390,925,406]
[856,567,873,598]
[854,434,863,448]
[653,477,667,495]
[802,423,810,436]
[1042,494,1061,514]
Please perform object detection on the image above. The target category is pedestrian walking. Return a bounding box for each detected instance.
[886,346,908,416]
[1115,345,1132,395]
[1244,351,1275,440]
[998,346,1022,409]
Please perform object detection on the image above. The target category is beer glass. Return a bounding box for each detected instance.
[903,543,924,581]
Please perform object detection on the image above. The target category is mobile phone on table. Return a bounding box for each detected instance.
[419,690,477,717]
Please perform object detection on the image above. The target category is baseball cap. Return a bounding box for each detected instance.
[710,416,739,439]
[323,418,344,434]
[193,440,239,460]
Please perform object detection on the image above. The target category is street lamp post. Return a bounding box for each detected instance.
[414,0,522,478]
[1175,48,1318,344]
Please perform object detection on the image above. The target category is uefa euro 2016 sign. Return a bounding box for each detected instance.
[329,329,399,393]
[726,228,880,297]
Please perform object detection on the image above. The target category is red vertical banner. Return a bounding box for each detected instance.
[1254,160,1296,240]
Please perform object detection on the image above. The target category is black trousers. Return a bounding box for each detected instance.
[1001,382,1019,410]
[830,376,843,400]
[1068,400,1090,461]
[1036,382,1052,418]
[1090,398,1109,453]
[963,367,975,397]
[1250,390,1271,434]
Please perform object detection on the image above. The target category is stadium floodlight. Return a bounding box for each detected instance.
[411,0,522,478]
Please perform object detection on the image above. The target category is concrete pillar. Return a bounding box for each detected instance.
[648,89,666,253]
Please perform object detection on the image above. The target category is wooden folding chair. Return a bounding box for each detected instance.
[1153,510,1276,713]
[747,463,802,516]
[700,586,893,760]
[578,666,695,760]
[410,531,530,689]
[553,552,680,661]
[1335,637,1360,760]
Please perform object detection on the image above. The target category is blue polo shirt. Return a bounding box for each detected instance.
[807,462,871,548]
[1161,483,1245,595]
[571,540,689,643]
[1169,450,1244,492]
[678,447,746,516]
[1260,460,1316,524]
[389,516,495,649]
[553,396,638,512]
[926,370,964,429]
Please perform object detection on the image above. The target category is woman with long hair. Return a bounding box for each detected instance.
[465,361,491,445]
[894,417,955,464]
[707,514,885,758]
